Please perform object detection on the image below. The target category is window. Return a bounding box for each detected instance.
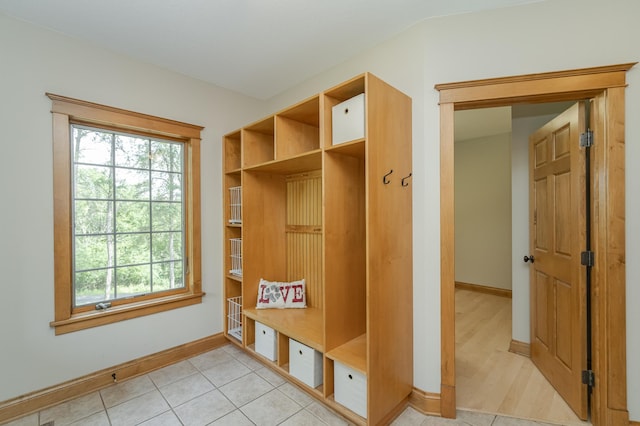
[72,125,186,307]
[48,94,203,334]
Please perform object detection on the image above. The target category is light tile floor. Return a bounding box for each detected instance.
[3,344,564,426]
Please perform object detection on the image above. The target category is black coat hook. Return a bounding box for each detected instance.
[401,172,412,187]
[383,169,393,185]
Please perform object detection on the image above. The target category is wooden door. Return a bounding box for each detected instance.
[528,102,588,420]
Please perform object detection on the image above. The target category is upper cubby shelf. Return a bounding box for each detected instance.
[275,95,320,161]
[324,74,365,102]
[242,117,275,168]
[325,138,365,159]
[244,150,322,175]
[230,74,370,170]
[224,131,242,172]
[323,75,366,150]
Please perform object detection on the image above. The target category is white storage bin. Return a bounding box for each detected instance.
[334,361,367,418]
[289,339,323,388]
[332,93,365,145]
[255,322,277,361]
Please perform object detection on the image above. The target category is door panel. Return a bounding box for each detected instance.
[535,179,549,250]
[534,270,551,348]
[529,102,588,420]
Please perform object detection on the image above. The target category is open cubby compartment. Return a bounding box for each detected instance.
[224,131,242,172]
[241,169,287,310]
[229,237,242,277]
[226,294,243,342]
[275,95,320,160]
[242,116,275,168]
[225,226,242,277]
[277,332,290,370]
[322,74,366,149]
[241,165,325,352]
[325,333,367,398]
[323,150,366,358]
[224,275,242,342]
[224,172,242,225]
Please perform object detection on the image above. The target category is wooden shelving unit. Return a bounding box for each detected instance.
[221,73,412,425]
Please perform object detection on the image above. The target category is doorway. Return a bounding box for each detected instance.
[453,102,583,424]
[436,63,634,425]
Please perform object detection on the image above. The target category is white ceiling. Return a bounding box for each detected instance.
[455,107,513,142]
[0,0,545,100]
[455,102,574,142]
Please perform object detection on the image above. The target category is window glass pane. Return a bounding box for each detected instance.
[75,269,115,306]
[152,202,182,231]
[71,124,186,307]
[116,264,151,297]
[151,171,182,201]
[74,235,113,271]
[116,201,150,233]
[115,135,149,169]
[116,233,150,266]
[152,232,183,262]
[151,141,182,172]
[73,128,112,166]
[116,168,150,200]
[153,261,184,291]
[74,165,113,199]
[74,200,113,234]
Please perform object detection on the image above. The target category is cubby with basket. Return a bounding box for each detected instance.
[227,296,242,341]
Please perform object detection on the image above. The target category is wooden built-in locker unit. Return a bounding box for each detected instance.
[221,73,412,425]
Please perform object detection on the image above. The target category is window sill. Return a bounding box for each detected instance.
[50,292,205,335]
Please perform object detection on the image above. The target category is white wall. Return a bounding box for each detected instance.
[3,0,640,420]
[455,133,512,290]
[266,0,640,419]
[0,13,264,401]
[510,113,559,343]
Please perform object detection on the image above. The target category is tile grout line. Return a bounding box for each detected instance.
[97,386,112,426]
[147,370,183,426]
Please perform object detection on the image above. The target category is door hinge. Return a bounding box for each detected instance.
[581,250,594,267]
[580,130,593,148]
[582,369,595,387]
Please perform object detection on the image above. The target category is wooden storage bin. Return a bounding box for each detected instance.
[289,338,323,388]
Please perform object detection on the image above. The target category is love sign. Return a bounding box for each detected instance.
[256,278,306,309]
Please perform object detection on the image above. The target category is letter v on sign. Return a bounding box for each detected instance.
[279,285,291,302]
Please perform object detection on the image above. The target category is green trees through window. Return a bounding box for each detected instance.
[72,125,185,307]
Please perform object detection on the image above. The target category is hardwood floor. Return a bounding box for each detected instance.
[455,288,590,425]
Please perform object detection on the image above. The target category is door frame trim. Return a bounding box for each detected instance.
[435,62,636,424]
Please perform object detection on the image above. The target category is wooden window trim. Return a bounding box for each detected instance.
[47,93,204,335]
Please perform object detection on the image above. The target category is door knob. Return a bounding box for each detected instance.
[523,255,535,263]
